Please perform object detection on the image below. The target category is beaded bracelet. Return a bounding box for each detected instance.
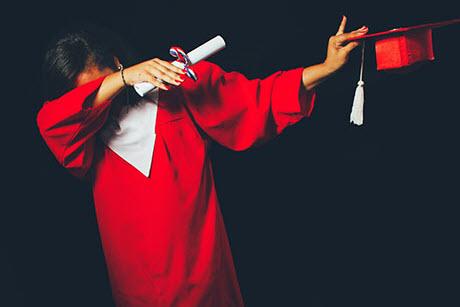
[118,64,128,87]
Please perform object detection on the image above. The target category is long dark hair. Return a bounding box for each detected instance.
[42,22,138,101]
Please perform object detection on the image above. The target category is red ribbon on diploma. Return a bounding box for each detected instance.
[169,46,198,81]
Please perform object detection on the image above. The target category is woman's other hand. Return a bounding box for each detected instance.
[323,16,368,74]
[123,58,186,91]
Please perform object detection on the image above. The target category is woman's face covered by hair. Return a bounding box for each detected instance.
[42,22,138,101]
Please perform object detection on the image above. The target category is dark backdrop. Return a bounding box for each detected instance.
[3,1,460,306]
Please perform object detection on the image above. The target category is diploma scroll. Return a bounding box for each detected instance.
[134,35,226,97]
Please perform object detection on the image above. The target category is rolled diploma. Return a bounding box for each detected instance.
[134,35,226,96]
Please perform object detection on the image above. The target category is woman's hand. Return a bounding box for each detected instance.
[323,16,368,74]
[123,58,186,91]
[302,16,368,90]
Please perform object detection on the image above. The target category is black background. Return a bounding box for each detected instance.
[3,1,460,306]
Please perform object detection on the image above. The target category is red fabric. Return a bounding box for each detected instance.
[375,29,435,70]
[37,61,316,307]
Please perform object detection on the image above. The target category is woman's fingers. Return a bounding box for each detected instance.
[148,64,183,86]
[146,58,186,85]
[147,74,170,91]
[153,58,185,75]
[336,15,347,35]
[335,27,368,45]
[123,58,187,90]
[342,41,360,53]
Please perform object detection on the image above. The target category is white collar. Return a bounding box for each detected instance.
[99,90,159,177]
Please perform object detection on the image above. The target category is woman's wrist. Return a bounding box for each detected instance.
[321,61,339,76]
[118,64,129,87]
[302,62,337,91]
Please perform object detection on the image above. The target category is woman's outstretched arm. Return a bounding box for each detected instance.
[180,16,368,151]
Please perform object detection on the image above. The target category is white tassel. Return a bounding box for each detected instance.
[350,42,365,126]
[350,80,365,125]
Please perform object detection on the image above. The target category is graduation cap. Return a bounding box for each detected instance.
[347,18,460,125]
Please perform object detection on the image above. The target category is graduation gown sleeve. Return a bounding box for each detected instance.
[180,61,316,151]
[36,76,111,178]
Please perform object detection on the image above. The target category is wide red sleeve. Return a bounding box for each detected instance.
[179,61,316,151]
[36,76,112,178]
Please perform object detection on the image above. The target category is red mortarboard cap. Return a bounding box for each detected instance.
[350,18,460,70]
[348,18,460,125]
[373,28,434,70]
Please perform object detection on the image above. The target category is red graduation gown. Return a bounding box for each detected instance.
[37,61,316,306]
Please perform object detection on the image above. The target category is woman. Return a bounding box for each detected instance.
[37,17,367,306]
